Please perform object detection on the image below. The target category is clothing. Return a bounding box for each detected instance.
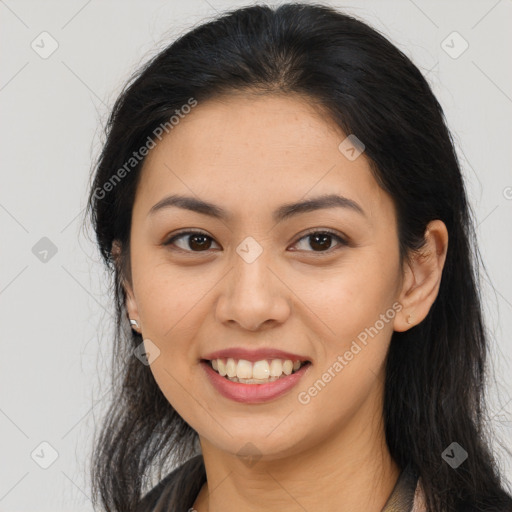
[136,454,427,512]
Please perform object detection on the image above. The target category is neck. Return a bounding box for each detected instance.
[193,386,400,512]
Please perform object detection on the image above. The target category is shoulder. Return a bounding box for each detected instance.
[135,454,206,512]
[411,477,512,512]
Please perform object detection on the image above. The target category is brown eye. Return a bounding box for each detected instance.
[164,231,220,252]
[163,229,348,255]
[292,230,348,253]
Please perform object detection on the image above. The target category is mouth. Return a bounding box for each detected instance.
[200,357,312,404]
[200,357,311,384]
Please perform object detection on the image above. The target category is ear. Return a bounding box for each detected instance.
[112,239,141,332]
[393,220,449,332]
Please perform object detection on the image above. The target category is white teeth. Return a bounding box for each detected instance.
[209,357,307,382]
[217,359,227,376]
[252,360,270,379]
[282,360,293,375]
[226,358,237,378]
[236,359,252,379]
[269,359,283,377]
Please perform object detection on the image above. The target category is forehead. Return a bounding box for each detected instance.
[145,93,348,169]
[135,93,391,224]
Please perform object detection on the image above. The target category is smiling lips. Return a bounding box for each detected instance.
[202,347,310,384]
[200,347,312,403]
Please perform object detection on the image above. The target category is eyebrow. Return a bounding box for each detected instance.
[148,193,366,222]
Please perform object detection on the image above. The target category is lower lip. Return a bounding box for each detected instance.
[200,360,311,404]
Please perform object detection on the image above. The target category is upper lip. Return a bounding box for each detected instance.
[202,348,311,363]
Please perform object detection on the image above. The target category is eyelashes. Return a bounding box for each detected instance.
[291,229,348,253]
[163,228,349,255]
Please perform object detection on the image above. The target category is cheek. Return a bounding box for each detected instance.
[295,282,395,427]
[133,266,210,420]
[132,249,212,340]
[293,255,398,408]
[295,256,398,340]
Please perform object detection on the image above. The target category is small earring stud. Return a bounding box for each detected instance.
[406,314,413,325]
[130,319,140,330]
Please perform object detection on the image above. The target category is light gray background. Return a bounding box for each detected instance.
[1,0,511,510]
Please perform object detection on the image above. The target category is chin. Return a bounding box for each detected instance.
[204,427,309,463]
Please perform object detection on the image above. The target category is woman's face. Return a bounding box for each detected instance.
[124,93,406,461]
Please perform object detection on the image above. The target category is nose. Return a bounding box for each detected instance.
[214,244,291,332]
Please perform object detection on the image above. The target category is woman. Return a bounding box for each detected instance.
[85,3,512,511]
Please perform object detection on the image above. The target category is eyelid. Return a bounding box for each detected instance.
[289,228,349,256]
[162,229,220,254]
[163,228,349,254]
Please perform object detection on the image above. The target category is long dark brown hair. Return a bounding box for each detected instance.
[85,3,512,511]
